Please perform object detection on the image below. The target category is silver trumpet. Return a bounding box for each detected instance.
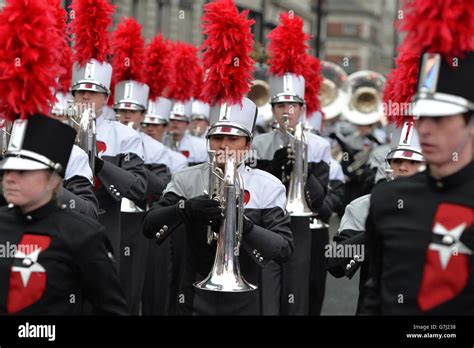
[163,131,180,152]
[282,115,314,217]
[68,101,97,175]
[194,155,257,292]
[1,119,11,155]
[121,121,145,213]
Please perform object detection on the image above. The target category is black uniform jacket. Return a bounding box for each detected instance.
[0,201,128,315]
[361,161,474,315]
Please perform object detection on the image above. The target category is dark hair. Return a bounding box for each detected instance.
[463,111,473,125]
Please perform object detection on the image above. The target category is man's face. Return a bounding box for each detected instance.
[390,158,424,178]
[2,169,60,208]
[416,114,473,166]
[73,90,108,116]
[169,119,189,136]
[272,102,303,130]
[143,123,167,142]
[189,119,209,136]
[117,109,145,129]
[209,134,250,168]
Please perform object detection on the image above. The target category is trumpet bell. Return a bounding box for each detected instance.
[309,217,329,229]
[194,265,257,292]
[286,198,315,217]
[120,198,144,213]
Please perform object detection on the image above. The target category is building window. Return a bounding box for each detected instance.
[341,23,359,36]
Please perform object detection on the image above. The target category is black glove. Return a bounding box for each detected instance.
[180,195,223,224]
[268,147,294,183]
[94,156,104,174]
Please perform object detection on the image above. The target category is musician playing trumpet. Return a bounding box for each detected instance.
[143,92,293,315]
[252,13,332,315]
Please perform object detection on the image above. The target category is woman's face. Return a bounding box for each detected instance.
[2,169,59,211]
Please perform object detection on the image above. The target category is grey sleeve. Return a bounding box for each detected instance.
[97,153,148,202]
[242,207,293,267]
[61,176,99,219]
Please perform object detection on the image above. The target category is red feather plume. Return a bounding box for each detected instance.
[383,48,420,127]
[166,42,200,102]
[111,17,146,83]
[200,0,255,106]
[0,0,63,121]
[48,0,72,93]
[398,0,474,61]
[194,63,205,101]
[69,0,115,66]
[267,12,310,76]
[303,55,322,115]
[145,34,172,100]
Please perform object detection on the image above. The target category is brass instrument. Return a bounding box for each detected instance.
[195,156,256,292]
[319,61,351,120]
[164,131,180,152]
[344,70,386,125]
[68,101,97,174]
[1,119,10,156]
[281,115,314,217]
[346,148,372,176]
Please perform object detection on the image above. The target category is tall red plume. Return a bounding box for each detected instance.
[0,0,63,121]
[167,42,199,102]
[398,0,474,61]
[111,17,146,83]
[200,0,255,106]
[303,55,322,115]
[267,12,310,76]
[48,0,72,93]
[383,48,420,127]
[69,0,115,66]
[145,34,172,100]
[194,63,205,101]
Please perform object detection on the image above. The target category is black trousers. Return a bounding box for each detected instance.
[280,217,312,315]
[142,238,172,315]
[308,227,329,315]
[119,212,149,315]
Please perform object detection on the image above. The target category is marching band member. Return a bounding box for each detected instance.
[252,12,331,315]
[340,71,387,206]
[69,0,147,270]
[189,99,211,138]
[143,0,293,315]
[110,18,172,314]
[162,42,208,165]
[328,121,425,314]
[0,0,127,315]
[164,100,208,165]
[361,0,474,314]
[50,92,99,219]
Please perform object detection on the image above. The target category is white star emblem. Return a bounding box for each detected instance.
[429,222,472,269]
[11,248,46,287]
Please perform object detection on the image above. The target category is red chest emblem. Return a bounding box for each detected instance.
[7,234,51,313]
[97,141,107,156]
[417,203,474,311]
[244,190,251,205]
[180,150,190,158]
